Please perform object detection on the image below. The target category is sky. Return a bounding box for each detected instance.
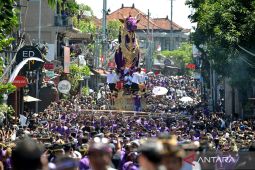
[76,0,194,29]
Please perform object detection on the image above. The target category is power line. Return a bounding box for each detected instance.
[238,45,255,57]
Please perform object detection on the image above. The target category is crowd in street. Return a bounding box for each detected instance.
[0,70,254,170]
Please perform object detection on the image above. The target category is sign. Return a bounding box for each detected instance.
[16,46,43,71]
[46,71,55,78]
[12,76,28,88]
[193,72,201,79]
[64,47,70,73]
[44,63,54,70]
[186,63,196,70]
[58,80,71,94]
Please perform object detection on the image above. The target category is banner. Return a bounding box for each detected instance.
[186,63,196,70]
[64,46,70,73]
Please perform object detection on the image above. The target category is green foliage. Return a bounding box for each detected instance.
[81,86,89,96]
[161,43,193,74]
[0,0,17,104]
[81,65,90,76]
[0,104,15,115]
[47,0,62,9]
[79,4,94,16]
[0,0,18,52]
[187,0,255,109]
[73,4,96,33]
[73,16,96,33]
[66,0,79,16]
[68,64,90,94]
[107,20,122,41]
[187,0,255,75]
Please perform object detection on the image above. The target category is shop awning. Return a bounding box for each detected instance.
[24,96,41,102]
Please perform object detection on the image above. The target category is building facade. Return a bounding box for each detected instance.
[20,0,91,63]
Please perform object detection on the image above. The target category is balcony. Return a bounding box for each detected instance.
[54,15,73,27]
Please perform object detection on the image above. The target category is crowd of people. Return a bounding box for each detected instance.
[0,70,254,170]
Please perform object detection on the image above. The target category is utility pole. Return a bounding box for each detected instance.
[102,0,107,68]
[150,23,154,71]
[38,0,41,43]
[95,29,100,68]
[35,70,39,113]
[146,9,150,71]
[170,0,173,50]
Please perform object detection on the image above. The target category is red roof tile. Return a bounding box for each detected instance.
[93,6,183,31]
[93,16,101,28]
[152,18,183,30]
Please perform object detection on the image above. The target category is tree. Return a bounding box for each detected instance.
[73,4,96,33]
[187,0,255,109]
[47,0,62,9]
[107,20,122,41]
[68,64,90,95]
[161,42,193,74]
[186,0,255,74]
[0,0,17,102]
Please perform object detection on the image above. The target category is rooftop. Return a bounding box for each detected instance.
[93,4,185,31]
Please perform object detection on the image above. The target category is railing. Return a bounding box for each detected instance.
[54,14,73,27]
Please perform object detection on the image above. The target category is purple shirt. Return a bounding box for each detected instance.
[79,156,90,170]
[123,162,139,170]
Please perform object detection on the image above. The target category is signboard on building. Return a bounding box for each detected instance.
[16,46,43,71]
[12,76,28,88]
[193,72,201,80]
[45,44,55,61]
[44,63,54,70]
[58,80,71,94]
[64,46,70,73]
[186,63,196,70]
[46,71,55,78]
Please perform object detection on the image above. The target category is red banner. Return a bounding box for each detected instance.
[44,63,54,70]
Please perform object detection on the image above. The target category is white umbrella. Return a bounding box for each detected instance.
[179,96,193,102]
[147,71,154,75]
[24,95,41,102]
[152,86,168,96]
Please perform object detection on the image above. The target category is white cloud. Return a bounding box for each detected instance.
[76,0,193,28]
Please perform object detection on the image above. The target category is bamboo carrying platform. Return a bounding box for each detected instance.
[80,109,155,117]
[113,91,146,111]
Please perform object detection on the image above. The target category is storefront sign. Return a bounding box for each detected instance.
[58,80,71,94]
[16,46,43,71]
[46,71,55,78]
[44,63,54,70]
[12,76,28,88]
